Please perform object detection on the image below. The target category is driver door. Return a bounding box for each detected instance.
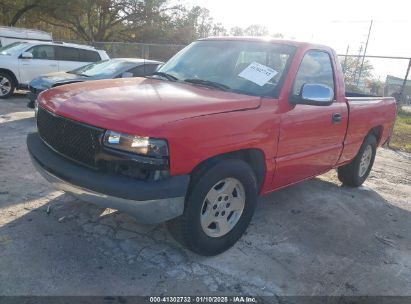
[272,50,348,188]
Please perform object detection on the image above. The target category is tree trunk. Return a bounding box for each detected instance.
[9,4,38,26]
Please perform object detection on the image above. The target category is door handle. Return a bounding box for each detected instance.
[332,113,341,123]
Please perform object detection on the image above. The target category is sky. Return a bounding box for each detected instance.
[184,0,411,79]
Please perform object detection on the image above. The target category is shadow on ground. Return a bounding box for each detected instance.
[1,175,410,296]
[0,95,410,296]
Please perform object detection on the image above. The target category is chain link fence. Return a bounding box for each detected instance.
[70,41,186,62]
[337,54,411,105]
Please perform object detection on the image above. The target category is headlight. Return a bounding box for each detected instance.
[103,130,168,158]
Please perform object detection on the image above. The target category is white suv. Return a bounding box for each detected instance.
[0,41,109,98]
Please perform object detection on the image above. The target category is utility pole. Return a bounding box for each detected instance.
[399,59,411,104]
[354,45,363,85]
[343,45,349,74]
[357,20,373,87]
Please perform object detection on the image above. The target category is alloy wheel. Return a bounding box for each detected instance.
[200,177,246,238]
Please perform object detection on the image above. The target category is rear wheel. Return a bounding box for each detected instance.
[168,159,258,256]
[0,72,15,99]
[338,134,377,187]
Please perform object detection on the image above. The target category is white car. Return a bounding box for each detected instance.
[0,41,109,98]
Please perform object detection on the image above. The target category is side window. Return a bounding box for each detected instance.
[127,64,159,77]
[292,51,334,96]
[27,45,56,60]
[56,46,80,61]
[79,49,101,62]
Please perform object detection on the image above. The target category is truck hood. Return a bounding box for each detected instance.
[39,77,261,135]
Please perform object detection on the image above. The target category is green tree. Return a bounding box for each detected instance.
[271,32,283,38]
[39,0,142,41]
[244,24,268,36]
[230,25,282,38]
[340,56,374,89]
[230,26,244,36]
[0,1,282,44]
[0,0,43,26]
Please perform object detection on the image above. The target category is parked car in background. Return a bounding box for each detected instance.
[27,58,162,108]
[0,41,109,98]
[0,26,52,47]
[27,37,396,255]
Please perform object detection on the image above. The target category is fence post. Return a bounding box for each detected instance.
[342,45,349,74]
[400,58,411,104]
[111,43,116,58]
[143,45,150,59]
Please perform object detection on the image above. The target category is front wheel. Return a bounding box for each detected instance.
[0,72,15,99]
[168,159,258,256]
[338,134,377,187]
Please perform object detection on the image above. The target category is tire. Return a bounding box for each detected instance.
[27,100,35,109]
[0,72,15,99]
[338,134,377,187]
[168,159,258,256]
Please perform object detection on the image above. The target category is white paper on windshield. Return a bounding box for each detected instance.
[238,62,278,86]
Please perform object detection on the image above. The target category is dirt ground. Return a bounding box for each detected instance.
[0,95,410,296]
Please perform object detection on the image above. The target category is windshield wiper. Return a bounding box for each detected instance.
[151,72,179,81]
[184,79,231,91]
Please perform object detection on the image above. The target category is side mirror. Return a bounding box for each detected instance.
[121,72,133,78]
[21,52,33,59]
[292,83,334,106]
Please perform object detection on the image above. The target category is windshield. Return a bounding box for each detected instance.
[69,60,136,77]
[158,40,296,97]
[0,42,28,55]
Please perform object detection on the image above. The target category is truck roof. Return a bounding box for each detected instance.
[200,36,334,52]
[0,26,52,41]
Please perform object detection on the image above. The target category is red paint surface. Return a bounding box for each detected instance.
[38,39,397,195]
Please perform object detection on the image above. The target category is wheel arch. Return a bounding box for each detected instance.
[367,125,383,145]
[0,68,18,87]
[189,149,266,193]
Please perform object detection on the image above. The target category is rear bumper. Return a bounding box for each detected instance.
[27,132,189,224]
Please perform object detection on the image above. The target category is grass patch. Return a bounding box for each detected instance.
[389,107,411,152]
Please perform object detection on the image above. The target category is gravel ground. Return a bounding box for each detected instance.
[0,95,410,296]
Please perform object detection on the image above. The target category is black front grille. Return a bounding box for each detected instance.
[37,107,104,168]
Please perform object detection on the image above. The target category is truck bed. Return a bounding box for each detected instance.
[337,96,397,164]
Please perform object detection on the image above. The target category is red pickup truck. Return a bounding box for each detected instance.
[27,37,396,255]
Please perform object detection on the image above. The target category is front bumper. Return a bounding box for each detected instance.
[28,91,38,103]
[27,89,41,109]
[27,133,189,224]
